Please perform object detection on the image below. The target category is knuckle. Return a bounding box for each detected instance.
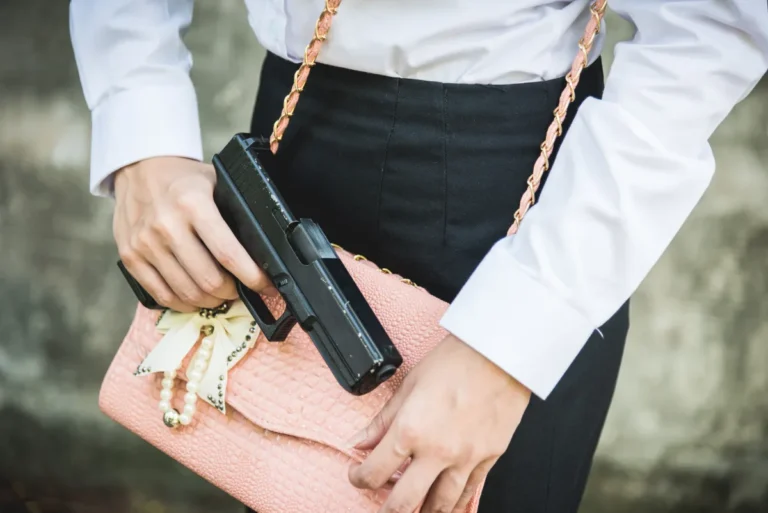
[175,190,206,214]
[118,246,139,266]
[215,249,236,270]
[177,287,204,305]
[434,443,461,462]
[443,469,467,492]
[133,229,155,254]
[395,420,421,449]
[199,272,226,295]
[489,442,507,459]
[153,289,175,308]
[151,214,177,240]
[463,443,486,462]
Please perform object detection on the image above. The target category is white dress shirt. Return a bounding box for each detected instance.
[70,0,768,400]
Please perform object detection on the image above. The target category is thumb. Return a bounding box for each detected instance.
[346,387,407,450]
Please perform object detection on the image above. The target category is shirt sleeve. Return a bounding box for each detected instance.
[439,0,768,400]
[69,0,203,197]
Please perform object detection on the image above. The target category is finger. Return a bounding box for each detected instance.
[349,422,412,490]
[190,200,277,295]
[122,256,195,313]
[168,228,239,301]
[421,466,470,513]
[378,457,443,513]
[347,385,409,450]
[450,459,495,513]
[144,245,224,309]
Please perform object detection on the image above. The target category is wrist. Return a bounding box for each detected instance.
[112,165,130,197]
[113,156,201,196]
[486,353,532,400]
[447,333,533,400]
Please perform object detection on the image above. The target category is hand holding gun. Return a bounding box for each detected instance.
[118,134,402,395]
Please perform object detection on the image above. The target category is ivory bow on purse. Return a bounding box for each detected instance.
[133,301,259,427]
[98,1,608,511]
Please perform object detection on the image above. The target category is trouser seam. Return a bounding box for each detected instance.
[441,84,449,246]
[375,77,401,255]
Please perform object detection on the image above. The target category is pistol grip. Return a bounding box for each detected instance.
[237,281,297,341]
[117,260,164,310]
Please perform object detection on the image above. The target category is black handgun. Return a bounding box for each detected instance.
[117,134,402,396]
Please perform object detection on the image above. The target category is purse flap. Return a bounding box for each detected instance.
[130,249,449,460]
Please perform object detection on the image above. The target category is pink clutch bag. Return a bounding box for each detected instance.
[98,1,607,511]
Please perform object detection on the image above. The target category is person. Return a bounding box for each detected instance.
[68,1,768,512]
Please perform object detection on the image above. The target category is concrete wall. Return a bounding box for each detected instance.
[0,1,766,511]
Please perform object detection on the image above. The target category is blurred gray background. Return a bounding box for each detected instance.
[0,1,766,512]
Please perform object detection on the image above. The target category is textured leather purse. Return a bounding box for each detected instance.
[98,1,607,511]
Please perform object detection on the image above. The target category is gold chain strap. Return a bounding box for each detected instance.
[331,243,418,287]
[509,0,606,234]
[265,0,419,286]
[268,0,341,153]
[266,0,608,286]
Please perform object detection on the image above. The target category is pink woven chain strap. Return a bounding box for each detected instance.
[269,0,341,153]
[269,0,607,233]
[509,0,606,234]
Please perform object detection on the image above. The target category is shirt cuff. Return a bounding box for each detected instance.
[89,84,204,197]
[439,237,597,400]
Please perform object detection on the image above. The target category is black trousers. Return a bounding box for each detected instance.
[247,52,630,513]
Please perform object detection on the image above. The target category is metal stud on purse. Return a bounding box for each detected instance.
[98,1,608,511]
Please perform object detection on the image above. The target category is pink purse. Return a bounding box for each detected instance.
[98,1,607,511]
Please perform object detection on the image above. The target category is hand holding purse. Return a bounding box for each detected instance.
[98,1,608,511]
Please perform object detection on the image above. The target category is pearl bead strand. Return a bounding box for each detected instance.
[159,336,214,428]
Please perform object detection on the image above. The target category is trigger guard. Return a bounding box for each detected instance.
[236,281,296,342]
